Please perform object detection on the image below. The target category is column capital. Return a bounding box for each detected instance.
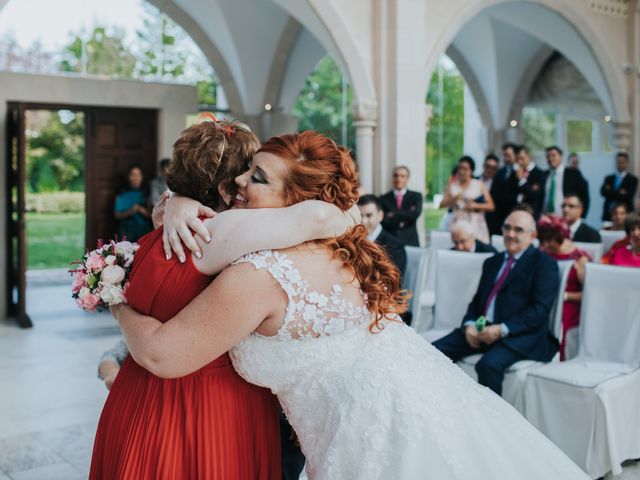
[612,121,632,152]
[352,100,378,124]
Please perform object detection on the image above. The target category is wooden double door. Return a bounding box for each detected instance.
[6,103,158,327]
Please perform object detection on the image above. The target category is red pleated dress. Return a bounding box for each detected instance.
[89,228,281,479]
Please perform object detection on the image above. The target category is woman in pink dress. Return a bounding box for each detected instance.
[610,212,640,268]
[537,215,590,360]
[441,156,495,243]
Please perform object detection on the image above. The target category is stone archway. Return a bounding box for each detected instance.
[422,0,630,129]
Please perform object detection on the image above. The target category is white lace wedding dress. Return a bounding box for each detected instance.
[230,250,588,480]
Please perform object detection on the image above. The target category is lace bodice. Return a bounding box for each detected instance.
[233,250,371,340]
[230,250,589,480]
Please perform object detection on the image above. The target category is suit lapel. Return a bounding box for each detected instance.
[500,246,534,290]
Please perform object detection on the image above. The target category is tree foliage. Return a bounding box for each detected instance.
[293,56,355,150]
[425,61,465,199]
[26,110,85,193]
[60,26,136,77]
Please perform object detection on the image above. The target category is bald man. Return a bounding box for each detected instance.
[433,211,559,395]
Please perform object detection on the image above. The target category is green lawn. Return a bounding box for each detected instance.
[26,212,85,269]
[424,207,446,231]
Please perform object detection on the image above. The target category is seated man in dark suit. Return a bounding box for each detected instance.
[450,220,497,254]
[380,166,423,246]
[561,194,601,243]
[433,210,559,395]
[358,194,407,275]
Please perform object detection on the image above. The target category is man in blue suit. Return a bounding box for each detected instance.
[433,210,559,395]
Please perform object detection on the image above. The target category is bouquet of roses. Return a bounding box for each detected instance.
[71,239,139,312]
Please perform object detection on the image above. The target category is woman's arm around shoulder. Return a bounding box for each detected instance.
[193,200,358,275]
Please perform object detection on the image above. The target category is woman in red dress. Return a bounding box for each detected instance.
[90,120,354,479]
[537,215,590,361]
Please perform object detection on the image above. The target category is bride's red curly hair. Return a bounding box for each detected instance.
[258,131,409,331]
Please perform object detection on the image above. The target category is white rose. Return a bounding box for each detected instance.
[79,287,91,298]
[115,241,135,255]
[101,265,126,284]
[104,255,116,266]
[99,283,126,305]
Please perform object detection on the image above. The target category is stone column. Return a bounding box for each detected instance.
[353,101,377,194]
[612,122,632,153]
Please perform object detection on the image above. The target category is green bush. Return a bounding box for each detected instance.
[26,192,85,213]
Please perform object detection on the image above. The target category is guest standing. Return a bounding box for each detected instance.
[515,145,546,218]
[440,156,495,243]
[380,166,423,246]
[600,152,638,222]
[150,158,170,206]
[488,143,519,236]
[114,165,153,242]
[542,146,589,217]
[537,215,589,360]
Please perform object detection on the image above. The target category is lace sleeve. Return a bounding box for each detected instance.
[97,338,129,379]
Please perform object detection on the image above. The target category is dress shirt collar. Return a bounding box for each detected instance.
[525,162,535,173]
[367,224,383,242]
[394,188,408,196]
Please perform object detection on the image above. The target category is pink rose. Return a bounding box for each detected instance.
[85,252,106,272]
[71,272,87,293]
[76,292,100,312]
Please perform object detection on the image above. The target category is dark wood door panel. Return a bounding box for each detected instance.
[86,107,157,249]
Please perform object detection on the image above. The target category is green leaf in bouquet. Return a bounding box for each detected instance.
[87,274,98,289]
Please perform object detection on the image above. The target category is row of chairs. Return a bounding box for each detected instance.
[404,241,640,478]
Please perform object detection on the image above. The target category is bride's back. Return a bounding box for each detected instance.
[246,242,371,340]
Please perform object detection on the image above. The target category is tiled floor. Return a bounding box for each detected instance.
[0,285,119,479]
[0,284,639,479]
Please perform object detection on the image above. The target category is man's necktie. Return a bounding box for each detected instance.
[483,256,515,315]
[547,171,556,212]
[614,174,622,190]
[395,192,403,209]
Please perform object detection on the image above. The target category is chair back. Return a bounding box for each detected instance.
[491,235,505,252]
[549,260,574,338]
[403,246,429,314]
[428,230,453,250]
[577,263,640,365]
[433,250,492,330]
[599,230,626,253]
[574,242,603,263]
[422,231,455,305]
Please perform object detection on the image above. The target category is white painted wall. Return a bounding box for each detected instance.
[0,71,197,320]
[463,85,486,168]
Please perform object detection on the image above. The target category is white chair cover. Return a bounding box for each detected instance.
[457,258,571,414]
[403,246,430,331]
[491,235,505,252]
[573,242,603,263]
[599,229,626,253]
[524,263,640,478]
[428,250,491,341]
[417,231,454,326]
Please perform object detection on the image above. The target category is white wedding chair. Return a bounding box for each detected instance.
[523,264,640,479]
[415,231,453,329]
[573,241,603,263]
[491,235,505,252]
[456,259,573,414]
[403,246,429,330]
[599,229,626,253]
[420,250,491,343]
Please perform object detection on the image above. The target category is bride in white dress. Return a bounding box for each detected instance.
[114,131,588,479]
